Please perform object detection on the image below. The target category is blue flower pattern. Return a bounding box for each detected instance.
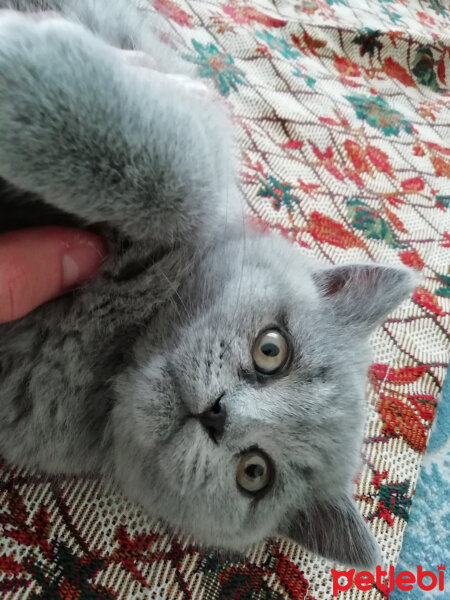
[256,31,301,60]
[183,40,245,96]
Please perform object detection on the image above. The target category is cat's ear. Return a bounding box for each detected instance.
[313,263,418,333]
[279,495,380,568]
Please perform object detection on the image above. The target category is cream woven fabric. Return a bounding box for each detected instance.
[0,1,449,598]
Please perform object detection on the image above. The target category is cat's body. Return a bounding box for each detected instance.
[0,0,416,566]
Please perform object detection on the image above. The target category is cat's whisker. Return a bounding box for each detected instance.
[154,263,191,322]
[206,179,242,360]
[194,447,210,491]
[208,186,231,355]
[217,224,247,360]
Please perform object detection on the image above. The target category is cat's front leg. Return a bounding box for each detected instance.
[0,12,237,245]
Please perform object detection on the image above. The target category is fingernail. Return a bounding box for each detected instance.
[62,240,106,289]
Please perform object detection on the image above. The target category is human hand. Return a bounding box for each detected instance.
[0,227,106,324]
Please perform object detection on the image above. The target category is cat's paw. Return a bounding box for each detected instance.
[117,48,215,100]
[0,8,27,24]
[119,49,158,70]
[0,8,71,60]
[165,73,214,99]
[0,10,114,191]
[0,11,60,106]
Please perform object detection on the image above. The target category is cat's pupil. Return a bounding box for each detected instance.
[245,464,265,479]
[260,343,279,357]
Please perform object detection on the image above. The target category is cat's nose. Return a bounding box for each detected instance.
[199,394,226,442]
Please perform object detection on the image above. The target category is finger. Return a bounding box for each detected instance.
[0,227,106,324]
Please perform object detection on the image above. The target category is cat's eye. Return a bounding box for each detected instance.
[237,450,271,494]
[252,329,289,374]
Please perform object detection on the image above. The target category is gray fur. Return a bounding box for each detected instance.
[0,0,417,567]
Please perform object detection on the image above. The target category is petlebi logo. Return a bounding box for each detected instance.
[331,564,446,596]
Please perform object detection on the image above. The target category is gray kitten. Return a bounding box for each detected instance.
[0,0,416,568]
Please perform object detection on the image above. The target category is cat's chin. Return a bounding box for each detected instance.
[145,517,275,555]
[111,466,275,553]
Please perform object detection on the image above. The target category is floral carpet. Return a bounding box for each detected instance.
[1,0,450,598]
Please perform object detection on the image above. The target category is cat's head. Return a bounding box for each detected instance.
[113,232,417,568]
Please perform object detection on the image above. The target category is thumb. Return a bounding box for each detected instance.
[0,227,106,324]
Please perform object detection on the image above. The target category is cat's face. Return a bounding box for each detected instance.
[113,233,416,567]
